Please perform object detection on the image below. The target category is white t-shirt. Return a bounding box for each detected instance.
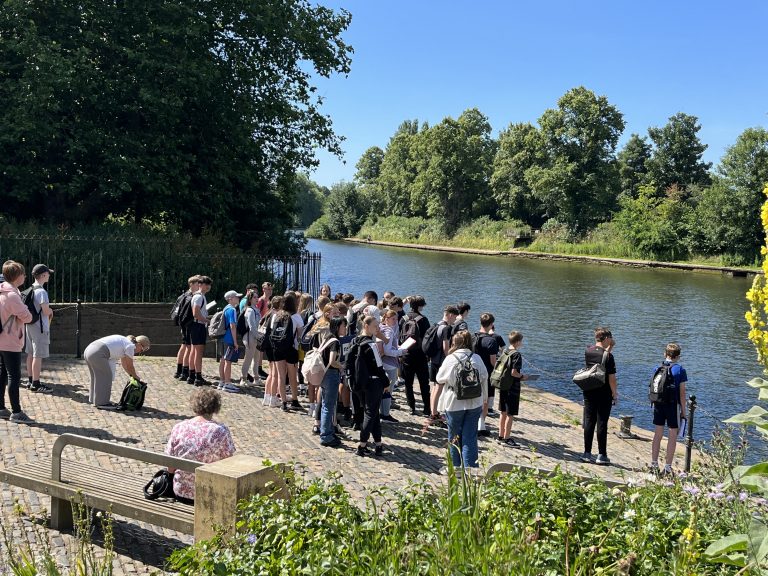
[99,335,135,360]
[291,313,305,349]
[191,292,207,324]
[31,282,50,333]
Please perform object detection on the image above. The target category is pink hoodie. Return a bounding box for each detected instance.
[0,281,32,352]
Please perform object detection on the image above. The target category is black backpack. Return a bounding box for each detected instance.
[344,337,365,392]
[118,378,147,411]
[649,363,675,404]
[20,286,42,330]
[171,292,194,328]
[300,313,318,351]
[421,320,447,359]
[236,309,249,338]
[450,352,483,400]
[269,314,294,357]
[399,314,423,345]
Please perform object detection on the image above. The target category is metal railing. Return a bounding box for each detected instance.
[0,233,321,302]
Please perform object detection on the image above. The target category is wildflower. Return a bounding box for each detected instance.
[623,509,636,520]
[683,485,700,496]
[629,492,641,504]
[707,491,725,500]
[677,471,688,479]
[739,491,749,502]
[682,527,696,542]
[247,534,257,544]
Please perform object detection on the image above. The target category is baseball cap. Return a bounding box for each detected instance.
[224,290,243,300]
[32,264,54,276]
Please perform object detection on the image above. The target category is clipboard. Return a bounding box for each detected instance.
[398,337,417,351]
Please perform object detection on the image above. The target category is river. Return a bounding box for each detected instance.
[307,238,766,462]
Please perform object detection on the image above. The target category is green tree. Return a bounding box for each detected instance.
[614,184,690,260]
[411,108,496,233]
[617,133,651,198]
[0,0,352,253]
[376,121,423,217]
[646,113,712,196]
[689,127,768,264]
[490,122,546,225]
[527,86,625,234]
[355,146,385,217]
[323,182,364,239]
[291,174,327,229]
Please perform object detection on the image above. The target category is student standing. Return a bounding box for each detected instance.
[427,305,458,427]
[581,327,618,466]
[0,260,34,422]
[496,331,528,447]
[24,264,55,392]
[399,295,431,416]
[650,343,688,475]
[187,276,212,386]
[474,313,500,436]
[175,275,200,381]
[217,290,242,393]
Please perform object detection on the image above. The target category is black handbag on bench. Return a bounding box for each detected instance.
[143,469,176,500]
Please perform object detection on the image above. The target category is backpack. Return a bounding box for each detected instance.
[20,286,42,331]
[421,320,448,359]
[449,352,483,400]
[300,314,318,351]
[236,309,249,338]
[649,363,675,404]
[301,337,338,387]
[172,292,194,328]
[490,348,516,391]
[399,314,423,346]
[472,332,494,356]
[208,310,227,339]
[268,314,294,357]
[118,378,147,411]
[573,349,609,392]
[344,337,365,392]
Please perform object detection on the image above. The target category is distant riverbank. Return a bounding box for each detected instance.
[344,238,760,277]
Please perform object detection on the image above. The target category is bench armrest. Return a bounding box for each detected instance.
[52,433,201,481]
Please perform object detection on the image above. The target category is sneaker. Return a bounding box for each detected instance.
[580,452,594,463]
[662,464,673,476]
[381,414,399,423]
[95,402,119,411]
[478,429,492,437]
[487,407,496,416]
[648,462,660,474]
[220,383,241,394]
[30,383,52,393]
[291,399,302,410]
[504,438,521,448]
[374,444,383,457]
[355,445,370,457]
[312,425,320,435]
[321,438,342,448]
[258,367,269,379]
[246,374,255,383]
[270,396,282,408]
[187,376,196,385]
[281,402,289,412]
[595,454,611,466]
[390,402,401,410]
[0,408,11,419]
[496,436,505,444]
[9,411,32,422]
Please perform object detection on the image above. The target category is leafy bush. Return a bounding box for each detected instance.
[168,465,757,575]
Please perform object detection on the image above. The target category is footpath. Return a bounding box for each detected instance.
[0,355,687,574]
[344,238,759,277]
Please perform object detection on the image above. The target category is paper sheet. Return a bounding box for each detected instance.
[398,337,417,350]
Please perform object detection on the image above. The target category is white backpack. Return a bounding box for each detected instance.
[301,337,338,387]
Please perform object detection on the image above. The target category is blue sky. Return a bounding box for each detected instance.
[308,0,768,188]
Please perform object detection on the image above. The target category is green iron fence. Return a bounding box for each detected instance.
[0,234,321,303]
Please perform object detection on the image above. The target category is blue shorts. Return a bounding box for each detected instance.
[653,403,679,429]
[222,345,239,363]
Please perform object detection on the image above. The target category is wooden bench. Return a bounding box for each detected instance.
[0,433,202,535]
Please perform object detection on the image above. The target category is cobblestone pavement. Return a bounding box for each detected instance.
[0,355,687,574]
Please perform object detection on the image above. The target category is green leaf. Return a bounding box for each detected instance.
[725,405,768,425]
[759,388,768,400]
[748,519,768,563]
[704,533,749,557]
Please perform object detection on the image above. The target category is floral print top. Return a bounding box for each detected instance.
[165,417,236,500]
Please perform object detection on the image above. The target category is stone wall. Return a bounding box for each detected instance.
[48,303,218,358]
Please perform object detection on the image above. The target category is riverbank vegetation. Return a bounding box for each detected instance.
[307,87,768,266]
[169,451,763,575]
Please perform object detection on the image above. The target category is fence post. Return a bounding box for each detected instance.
[75,299,82,359]
[684,395,697,473]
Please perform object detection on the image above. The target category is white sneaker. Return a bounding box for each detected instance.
[262,394,271,406]
[270,396,282,407]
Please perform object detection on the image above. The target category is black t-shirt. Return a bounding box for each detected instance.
[401,312,431,358]
[474,332,500,373]
[431,321,453,366]
[509,349,522,385]
[309,333,341,366]
[584,345,616,393]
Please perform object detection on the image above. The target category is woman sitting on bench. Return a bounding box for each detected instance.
[165,388,236,504]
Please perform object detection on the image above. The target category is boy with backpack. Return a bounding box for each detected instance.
[650,343,688,475]
[23,264,55,393]
[173,275,200,381]
[424,305,458,427]
[217,290,242,393]
[492,331,528,447]
[399,295,432,416]
[187,276,212,386]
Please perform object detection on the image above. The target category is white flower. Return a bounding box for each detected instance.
[623,509,636,520]
[629,492,641,503]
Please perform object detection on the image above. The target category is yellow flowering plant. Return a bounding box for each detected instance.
[705,184,768,572]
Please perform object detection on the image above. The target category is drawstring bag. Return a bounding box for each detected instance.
[143,469,176,500]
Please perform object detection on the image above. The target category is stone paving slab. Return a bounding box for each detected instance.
[0,355,687,574]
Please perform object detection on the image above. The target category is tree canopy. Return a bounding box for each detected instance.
[0,0,352,253]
